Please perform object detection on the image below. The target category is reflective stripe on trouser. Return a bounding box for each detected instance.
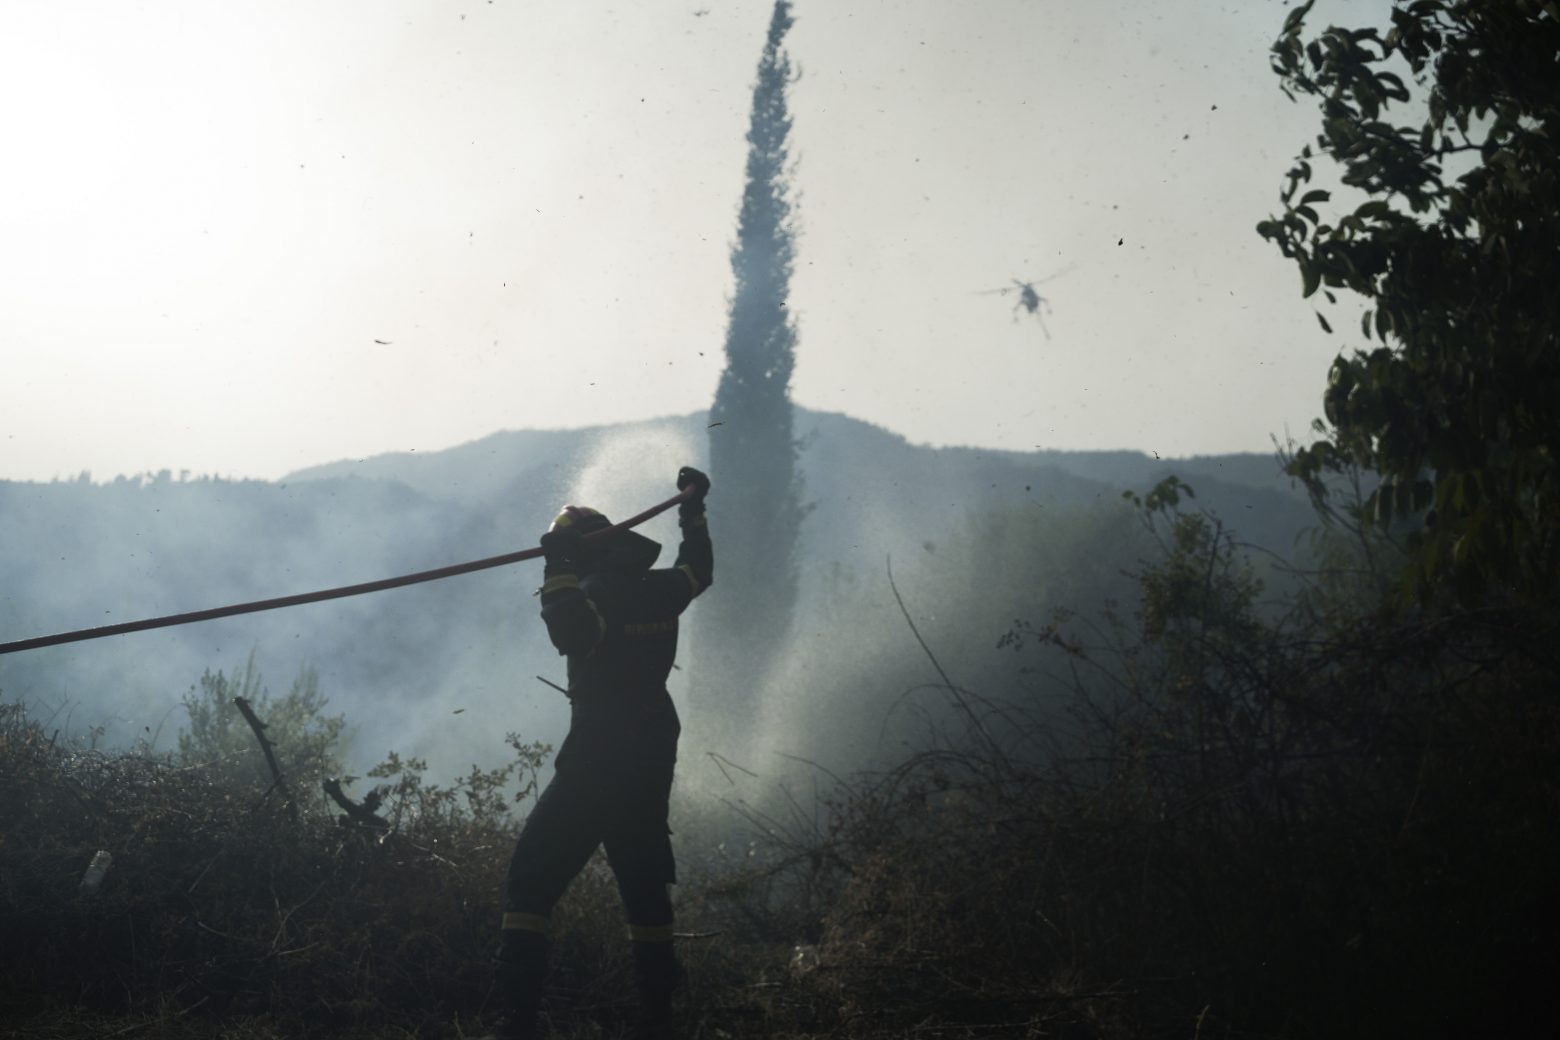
[502,911,551,936]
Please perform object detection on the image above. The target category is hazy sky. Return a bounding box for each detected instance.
[1,0,1366,484]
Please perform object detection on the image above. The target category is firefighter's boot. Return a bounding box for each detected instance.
[484,927,548,1040]
[630,937,681,1040]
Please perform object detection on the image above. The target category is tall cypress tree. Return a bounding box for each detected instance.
[704,0,804,720]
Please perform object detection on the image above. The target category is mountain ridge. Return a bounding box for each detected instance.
[279,408,1305,509]
[1,408,1318,782]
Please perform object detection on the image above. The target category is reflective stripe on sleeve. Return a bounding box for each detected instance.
[541,573,580,595]
[678,564,702,597]
[502,911,551,935]
[627,923,676,942]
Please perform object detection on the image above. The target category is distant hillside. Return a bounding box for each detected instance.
[2,411,1318,782]
[283,408,1311,561]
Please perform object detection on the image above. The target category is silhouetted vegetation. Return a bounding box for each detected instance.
[6,469,1553,1037]
[1260,0,1560,606]
[704,0,808,734]
[0,666,551,1037]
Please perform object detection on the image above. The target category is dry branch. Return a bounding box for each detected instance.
[232,696,296,821]
[321,777,389,829]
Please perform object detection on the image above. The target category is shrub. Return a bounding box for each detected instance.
[0,675,549,1035]
[731,483,1560,1038]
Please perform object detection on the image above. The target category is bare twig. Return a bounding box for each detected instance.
[269,881,325,954]
[322,776,389,829]
[233,696,296,822]
[707,751,759,787]
[886,556,1001,763]
[186,850,223,896]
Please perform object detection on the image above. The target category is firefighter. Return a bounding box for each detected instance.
[485,466,712,1040]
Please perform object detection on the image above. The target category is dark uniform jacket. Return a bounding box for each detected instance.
[535,514,712,777]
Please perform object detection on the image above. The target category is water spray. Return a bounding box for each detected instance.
[0,486,697,656]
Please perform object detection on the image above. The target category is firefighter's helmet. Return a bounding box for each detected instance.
[548,504,661,571]
[549,505,610,536]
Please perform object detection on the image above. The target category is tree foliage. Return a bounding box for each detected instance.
[177,654,347,816]
[705,0,807,711]
[1258,0,1560,605]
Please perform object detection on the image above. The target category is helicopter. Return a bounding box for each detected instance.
[977,264,1075,340]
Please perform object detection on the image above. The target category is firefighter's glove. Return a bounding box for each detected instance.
[677,466,711,506]
[540,527,583,568]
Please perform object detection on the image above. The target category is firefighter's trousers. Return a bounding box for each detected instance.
[495,701,680,1022]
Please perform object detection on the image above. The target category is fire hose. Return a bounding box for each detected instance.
[0,486,697,657]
